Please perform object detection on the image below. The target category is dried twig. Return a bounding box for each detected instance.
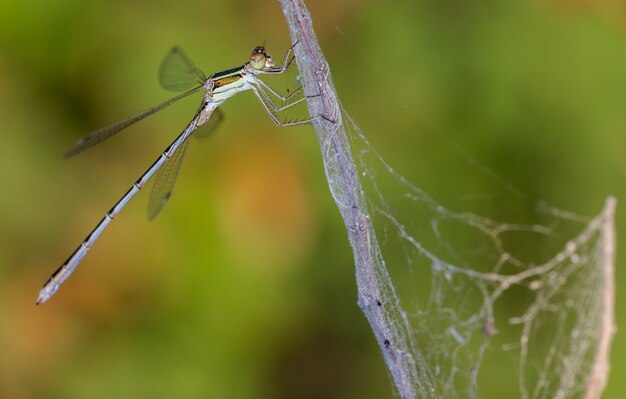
[278,1,428,398]
[584,197,617,399]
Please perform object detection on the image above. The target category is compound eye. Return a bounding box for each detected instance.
[250,47,266,70]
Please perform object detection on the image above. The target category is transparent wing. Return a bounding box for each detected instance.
[146,106,224,219]
[64,86,203,158]
[159,47,207,91]
[194,107,224,139]
[147,138,190,220]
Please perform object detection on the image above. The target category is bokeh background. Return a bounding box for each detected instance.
[1,0,626,398]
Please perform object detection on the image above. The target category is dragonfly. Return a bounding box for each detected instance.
[36,44,310,305]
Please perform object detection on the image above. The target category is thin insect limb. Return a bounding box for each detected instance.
[277,43,297,72]
[262,41,298,74]
[251,87,316,127]
[253,81,306,112]
[256,78,303,102]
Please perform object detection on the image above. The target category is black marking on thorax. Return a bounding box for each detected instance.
[211,65,245,79]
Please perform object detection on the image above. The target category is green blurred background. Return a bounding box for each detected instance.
[1,0,625,398]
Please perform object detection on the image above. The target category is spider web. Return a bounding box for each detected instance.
[279,2,616,397]
[338,108,616,398]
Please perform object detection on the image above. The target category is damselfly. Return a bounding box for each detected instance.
[37,44,310,304]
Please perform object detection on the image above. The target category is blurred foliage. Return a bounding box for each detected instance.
[0,0,625,398]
